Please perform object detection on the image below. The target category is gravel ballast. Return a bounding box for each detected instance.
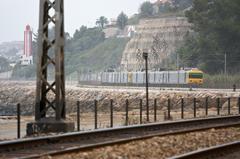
[46,127,240,159]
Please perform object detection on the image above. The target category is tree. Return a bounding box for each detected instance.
[68,26,105,53]
[117,12,128,30]
[171,0,193,10]
[0,57,10,72]
[140,1,154,18]
[96,16,108,29]
[178,0,240,74]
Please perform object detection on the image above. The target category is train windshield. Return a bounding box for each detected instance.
[189,73,203,79]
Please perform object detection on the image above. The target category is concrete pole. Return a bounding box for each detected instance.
[176,53,179,70]
[143,52,149,122]
[224,53,227,75]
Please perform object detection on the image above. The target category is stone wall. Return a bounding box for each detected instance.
[120,17,191,71]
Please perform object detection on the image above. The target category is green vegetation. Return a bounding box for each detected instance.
[67,26,105,53]
[65,26,130,74]
[178,0,240,74]
[116,12,128,30]
[95,16,109,29]
[166,0,193,12]
[128,14,140,25]
[65,37,129,74]
[139,0,193,18]
[203,74,240,89]
[0,57,10,72]
[139,1,154,18]
[12,63,36,79]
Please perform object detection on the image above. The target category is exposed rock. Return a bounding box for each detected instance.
[0,81,239,115]
[120,17,191,71]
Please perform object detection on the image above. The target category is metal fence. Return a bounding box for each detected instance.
[1,97,240,139]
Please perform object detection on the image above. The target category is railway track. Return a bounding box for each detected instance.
[170,141,240,159]
[1,115,240,159]
[76,84,240,93]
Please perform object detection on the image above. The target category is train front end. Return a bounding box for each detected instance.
[187,69,204,85]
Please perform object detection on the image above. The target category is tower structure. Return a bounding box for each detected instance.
[27,0,74,135]
[21,25,33,65]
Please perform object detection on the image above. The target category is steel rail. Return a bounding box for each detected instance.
[77,83,240,92]
[1,115,240,159]
[169,141,240,159]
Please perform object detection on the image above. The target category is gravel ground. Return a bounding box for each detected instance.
[0,81,239,116]
[42,127,240,159]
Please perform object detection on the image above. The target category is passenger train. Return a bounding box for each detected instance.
[78,69,204,87]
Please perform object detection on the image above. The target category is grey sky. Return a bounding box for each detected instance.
[0,0,155,43]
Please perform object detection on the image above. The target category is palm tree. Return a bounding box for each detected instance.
[117,12,128,30]
[96,16,108,29]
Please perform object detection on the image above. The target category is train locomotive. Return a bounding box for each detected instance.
[78,69,204,87]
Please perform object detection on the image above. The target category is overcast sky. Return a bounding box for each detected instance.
[0,0,156,43]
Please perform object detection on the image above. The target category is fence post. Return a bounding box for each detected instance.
[126,99,129,126]
[168,99,171,120]
[140,99,142,124]
[77,101,80,131]
[228,97,231,115]
[238,97,240,114]
[217,98,220,116]
[94,100,98,129]
[233,84,236,92]
[17,103,21,139]
[154,99,157,122]
[110,99,113,128]
[205,97,208,116]
[181,98,184,119]
[193,98,196,118]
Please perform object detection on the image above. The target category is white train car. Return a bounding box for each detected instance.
[100,71,188,85]
[79,69,203,86]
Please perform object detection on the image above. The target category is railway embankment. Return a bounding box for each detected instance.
[0,81,239,115]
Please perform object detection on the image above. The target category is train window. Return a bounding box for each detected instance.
[189,73,203,79]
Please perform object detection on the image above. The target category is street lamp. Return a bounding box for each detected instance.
[143,51,149,122]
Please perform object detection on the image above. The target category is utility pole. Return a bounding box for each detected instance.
[224,53,227,75]
[143,52,149,122]
[176,53,179,70]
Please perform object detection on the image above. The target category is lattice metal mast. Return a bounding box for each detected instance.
[35,0,65,121]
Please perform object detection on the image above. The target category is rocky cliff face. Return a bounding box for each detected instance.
[120,17,191,71]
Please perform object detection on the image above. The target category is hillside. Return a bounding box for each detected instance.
[0,41,23,61]
[121,17,191,71]
[11,0,194,79]
[65,37,129,74]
